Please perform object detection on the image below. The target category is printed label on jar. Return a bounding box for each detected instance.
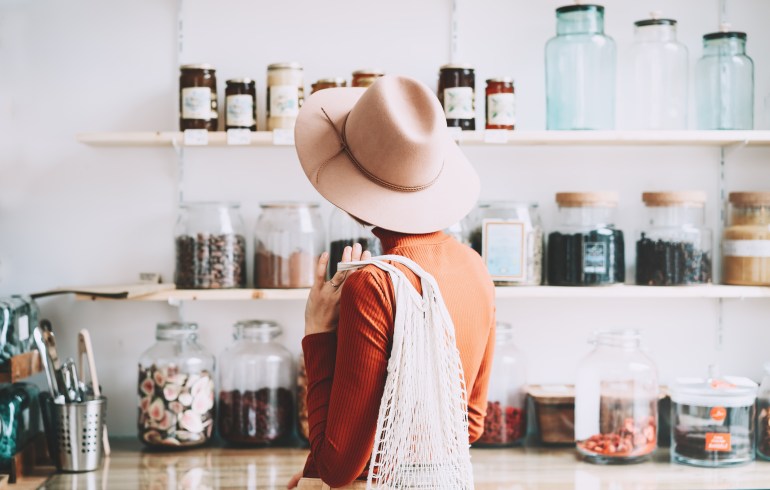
[443,87,474,120]
[710,406,727,421]
[583,242,608,274]
[182,87,212,120]
[18,315,29,341]
[487,93,515,126]
[226,94,255,127]
[269,85,300,118]
[723,240,770,258]
[705,432,731,452]
[482,220,525,281]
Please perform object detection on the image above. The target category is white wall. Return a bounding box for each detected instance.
[1,0,770,436]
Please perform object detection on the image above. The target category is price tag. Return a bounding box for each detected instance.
[227,129,252,146]
[272,128,295,146]
[183,129,208,146]
[483,129,510,144]
[446,127,463,141]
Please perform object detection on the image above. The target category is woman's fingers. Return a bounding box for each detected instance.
[341,245,352,264]
[351,242,363,261]
[362,250,372,260]
[314,252,330,287]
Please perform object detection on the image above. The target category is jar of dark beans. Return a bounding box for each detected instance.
[179,64,218,131]
[138,322,215,448]
[218,320,293,446]
[438,64,475,130]
[575,330,658,464]
[548,192,625,286]
[757,364,770,460]
[636,192,712,286]
[225,78,257,131]
[671,375,757,467]
[174,202,247,289]
[327,207,381,279]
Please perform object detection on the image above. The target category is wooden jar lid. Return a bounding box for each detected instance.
[729,192,770,206]
[642,191,706,207]
[555,191,619,207]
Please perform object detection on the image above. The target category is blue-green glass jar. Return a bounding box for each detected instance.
[0,383,40,462]
[545,4,616,130]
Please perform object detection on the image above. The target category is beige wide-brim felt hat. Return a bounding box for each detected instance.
[294,75,480,234]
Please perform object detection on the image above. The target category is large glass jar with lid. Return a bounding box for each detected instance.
[328,207,382,278]
[545,4,616,130]
[723,192,770,285]
[174,202,246,289]
[575,330,658,464]
[254,202,325,288]
[475,322,527,447]
[548,192,625,286]
[218,320,294,446]
[757,364,770,460]
[138,322,215,448]
[636,192,712,286]
[466,202,543,285]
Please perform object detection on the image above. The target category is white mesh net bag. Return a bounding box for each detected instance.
[337,255,474,490]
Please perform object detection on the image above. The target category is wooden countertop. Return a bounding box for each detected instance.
[21,440,770,489]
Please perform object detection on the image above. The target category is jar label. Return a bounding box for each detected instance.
[269,85,300,118]
[705,432,731,452]
[18,315,29,341]
[583,242,607,274]
[487,93,515,126]
[443,87,474,119]
[710,406,727,421]
[182,87,212,120]
[226,94,255,127]
[723,240,770,258]
[482,220,525,281]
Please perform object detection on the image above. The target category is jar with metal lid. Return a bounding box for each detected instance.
[723,192,770,285]
[671,375,757,467]
[218,320,294,446]
[636,192,712,286]
[485,78,515,130]
[254,202,325,288]
[311,78,347,95]
[467,202,543,286]
[138,322,215,448]
[328,207,381,278]
[174,202,246,289]
[575,330,658,464]
[758,364,770,460]
[179,64,218,131]
[438,64,475,130]
[351,69,384,88]
[548,192,625,286]
[267,62,304,131]
[225,79,256,131]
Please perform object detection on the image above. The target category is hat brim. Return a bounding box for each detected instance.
[294,87,480,234]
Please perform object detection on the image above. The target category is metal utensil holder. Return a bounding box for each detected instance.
[41,394,107,472]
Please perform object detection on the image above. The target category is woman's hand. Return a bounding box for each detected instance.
[287,469,303,488]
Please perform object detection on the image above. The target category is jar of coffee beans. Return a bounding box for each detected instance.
[327,207,381,279]
[758,364,770,461]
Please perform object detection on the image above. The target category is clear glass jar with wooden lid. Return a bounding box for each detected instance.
[311,77,347,94]
[723,192,770,285]
[351,69,384,88]
[266,62,304,131]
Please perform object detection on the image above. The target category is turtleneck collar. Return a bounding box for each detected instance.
[372,227,449,253]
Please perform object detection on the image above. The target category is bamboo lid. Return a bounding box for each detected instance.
[728,192,770,206]
[556,191,619,207]
[642,191,706,207]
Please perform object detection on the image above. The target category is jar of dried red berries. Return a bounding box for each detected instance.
[218,320,294,446]
[475,322,527,447]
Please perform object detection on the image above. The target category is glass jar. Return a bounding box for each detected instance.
[723,192,770,286]
[351,69,384,88]
[137,322,215,448]
[467,202,543,286]
[225,78,256,131]
[626,13,688,130]
[438,64,475,131]
[548,192,625,286]
[575,330,658,464]
[218,320,294,446]
[328,207,382,278]
[758,363,770,460]
[546,4,616,130]
[254,202,325,288]
[267,62,304,131]
[179,64,218,131]
[485,78,515,130]
[636,192,712,286]
[0,383,39,460]
[174,202,247,289]
[696,26,754,130]
[0,296,38,362]
[297,353,308,442]
[671,376,757,467]
[475,322,526,447]
[311,78,347,94]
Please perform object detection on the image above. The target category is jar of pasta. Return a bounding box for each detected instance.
[723,192,770,285]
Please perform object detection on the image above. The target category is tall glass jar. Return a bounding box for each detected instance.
[254,202,325,288]
[636,192,712,286]
[138,322,215,448]
[696,26,754,130]
[467,202,543,286]
[328,207,381,278]
[0,383,40,459]
[546,4,616,130]
[218,320,294,446]
[723,192,770,286]
[575,330,658,464]
[548,192,625,286]
[267,62,304,131]
[475,322,526,447]
[758,363,770,460]
[626,13,688,130]
[174,202,247,289]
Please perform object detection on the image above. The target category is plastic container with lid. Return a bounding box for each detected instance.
[723,192,770,285]
[351,69,384,88]
[327,207,381,278]
[267,62,304,131]
[758,363,770,460]
[438,64,475,131]
[671,375,757,467]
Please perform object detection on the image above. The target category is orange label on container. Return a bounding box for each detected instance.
[710,406,727,422]
[711,379,736,389]
[705,433,732,452]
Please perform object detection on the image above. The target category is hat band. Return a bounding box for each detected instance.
[317,108,444,193]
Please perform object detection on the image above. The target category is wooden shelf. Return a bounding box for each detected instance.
[0,351,43,383]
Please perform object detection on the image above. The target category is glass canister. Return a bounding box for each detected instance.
[548,192,625,286]
[485,78,515,130]
[636,192,712,286]
[254,202,325,288]
[351,69,385,88]
[218,320,294,446]
[545,4,616,130]
[438,64,476,131]
[174,202,247,289]
[0,296,38,363]
[475,322,526,447]
[723,192,770,286]
[138,322,215,448]
[575,330,658,464]
[671,376,757,467]
[0,383,40,461]
[267,62,304,131]
[328,207,382,278]
[179,64,218,131]
[225,78,257,131]
[311,78,347,94]
[696,25,754,130]
[626,13,688,130]
[467,202,543,286]
[758,363,770,460]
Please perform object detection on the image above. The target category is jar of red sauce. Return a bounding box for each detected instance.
[485,78,515,130]
[351,69,384,88]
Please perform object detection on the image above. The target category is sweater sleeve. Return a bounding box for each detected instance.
[466,309,496,442]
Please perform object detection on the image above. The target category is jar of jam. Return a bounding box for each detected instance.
[438,64,475,130]
[485,78,515,130]
[267,62,304,131]
[351,69,384,88]
[311,78,347,95]
[180,64,218,131]
[225,79,256,131]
